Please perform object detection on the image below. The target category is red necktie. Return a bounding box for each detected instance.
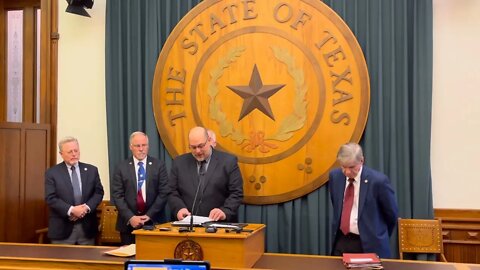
[340,178,355,235]
[137,190,145,214]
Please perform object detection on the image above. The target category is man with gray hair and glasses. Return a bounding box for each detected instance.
[329,142,398,258]
[45,136,104,245]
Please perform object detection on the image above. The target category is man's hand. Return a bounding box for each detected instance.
[209,208,226,221]
[177,208,191,221]
[70,204,88,221]
[129,215,150,229]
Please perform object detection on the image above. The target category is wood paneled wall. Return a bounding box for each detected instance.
[0,122,50,242]
[435,208,480,264]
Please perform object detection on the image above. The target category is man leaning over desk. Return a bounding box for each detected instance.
[168,126,243,222]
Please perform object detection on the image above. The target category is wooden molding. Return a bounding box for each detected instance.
[434,208,480,264]
[435,208,480,219]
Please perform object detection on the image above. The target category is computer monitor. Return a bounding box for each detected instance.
[125,260,210,270]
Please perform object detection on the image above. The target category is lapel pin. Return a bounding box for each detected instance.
[129,162,133,165]
[149,162,152,165]
[84,168,88,171]
[364,179,368,183]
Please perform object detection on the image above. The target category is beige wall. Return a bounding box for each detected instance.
[431,0,480,208]
[57,0,110,197]
[57,0,480,208]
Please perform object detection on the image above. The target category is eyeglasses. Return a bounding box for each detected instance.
[131,144,148,148]
[189,138,209,150]
[62,149,79,155]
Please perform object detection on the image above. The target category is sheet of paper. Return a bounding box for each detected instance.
[208,223,242,229]
[104,244,135,257]
[172,215,213,225]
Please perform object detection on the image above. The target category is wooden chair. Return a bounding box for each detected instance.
[398,218,447,262]
[35,227,49,243]
[98,205,121,245]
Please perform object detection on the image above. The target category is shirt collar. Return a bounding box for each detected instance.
[65,162,79,169]
[133,157,147,166]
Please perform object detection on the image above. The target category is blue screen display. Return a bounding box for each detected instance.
[126,263,208,270]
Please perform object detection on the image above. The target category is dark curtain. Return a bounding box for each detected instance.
[106,0,433,257]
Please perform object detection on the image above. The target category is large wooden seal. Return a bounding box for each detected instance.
[153,0,370,204]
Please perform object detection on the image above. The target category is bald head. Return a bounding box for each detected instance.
[189,127,208,142]
[188,126,212,161]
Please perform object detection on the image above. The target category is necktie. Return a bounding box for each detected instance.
[193,160,207,215]
[136,161,146,214]
[198,160,206,176]
[340,178,355,235]
[70,166,82,205]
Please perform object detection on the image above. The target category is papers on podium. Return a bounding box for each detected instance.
[206,223,243,230]
[171,215,213,226]
[104,244,135,257]
[342,253,383,269]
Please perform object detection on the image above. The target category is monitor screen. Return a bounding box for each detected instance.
[125,260,210,270]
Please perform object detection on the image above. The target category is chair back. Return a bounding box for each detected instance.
[98,205,121,245]
[398,218,447,262]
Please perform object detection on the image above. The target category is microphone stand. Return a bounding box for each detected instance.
[188,170,204,232]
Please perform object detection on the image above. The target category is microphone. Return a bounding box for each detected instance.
[189,161,206,232]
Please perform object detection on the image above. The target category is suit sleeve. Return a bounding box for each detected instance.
[45,169,71,217]
[328,171,336,205]
[84,166,104,212]
[219,156,243,220]
[145,161,170,219]
[111,164,136,222]
[168,159,187,218]
[377,176,398,236]
[327,170,343,233]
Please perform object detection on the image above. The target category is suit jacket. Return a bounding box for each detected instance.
[111,156,169,232]
[168,149,243,222]
[45,162,104,240]
[329,165,398,258]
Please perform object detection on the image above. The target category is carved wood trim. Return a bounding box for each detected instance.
[434,208,480,264]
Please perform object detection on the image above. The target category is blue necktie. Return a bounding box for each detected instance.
[71,166,82,205]
[137,162,146,214]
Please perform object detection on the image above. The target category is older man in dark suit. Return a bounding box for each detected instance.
[169,126,243,222]
[329,142,398,258]
[111,131,169,245]
[45,136,104,245]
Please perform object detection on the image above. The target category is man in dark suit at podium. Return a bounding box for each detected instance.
[169,126,243,222]
[329,142,398,258]
[111,131,169,245]
[45,136,104,245]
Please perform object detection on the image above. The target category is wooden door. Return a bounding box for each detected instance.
[0,122,50,242]
[0,0,57,242]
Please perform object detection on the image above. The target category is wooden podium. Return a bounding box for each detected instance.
[133,223,265,268]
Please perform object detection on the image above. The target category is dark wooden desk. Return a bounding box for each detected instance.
[1,242,480,270]
[255,253,480,270]
[0,242,126,270]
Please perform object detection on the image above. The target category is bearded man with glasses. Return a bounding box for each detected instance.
[168,126,244,222]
